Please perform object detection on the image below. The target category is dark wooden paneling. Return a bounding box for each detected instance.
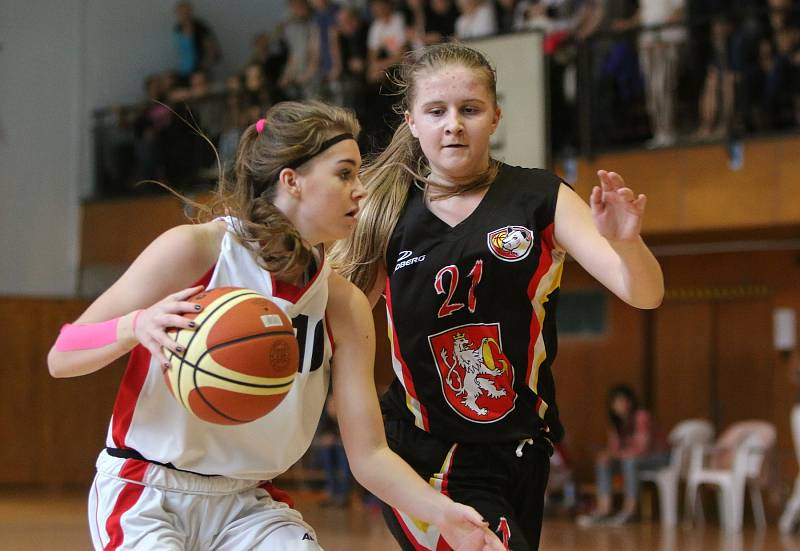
[0,299,122,489]
[653,302,714,431]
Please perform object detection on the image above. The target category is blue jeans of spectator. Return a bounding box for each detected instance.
[321,443,350,500]
[596,451,670,499]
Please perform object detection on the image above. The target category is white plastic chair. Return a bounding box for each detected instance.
[638,419,714,526]
[685,420,776,532]
[780,404,800,533]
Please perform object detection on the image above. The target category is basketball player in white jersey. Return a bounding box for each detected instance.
[48,101,504,551]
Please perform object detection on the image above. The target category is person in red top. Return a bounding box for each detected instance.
[578,385,668,526]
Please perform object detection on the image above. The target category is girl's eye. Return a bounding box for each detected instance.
[339,171,353,181]
[429,108,444,116]
[463,106,479,114]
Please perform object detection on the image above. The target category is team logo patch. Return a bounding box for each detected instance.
[487,225,534,262]
[428,323,516,422]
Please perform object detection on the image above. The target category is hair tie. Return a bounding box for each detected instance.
[255,118,266,134]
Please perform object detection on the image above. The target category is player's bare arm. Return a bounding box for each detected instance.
[553,177,664,309]
[47,222,223,378]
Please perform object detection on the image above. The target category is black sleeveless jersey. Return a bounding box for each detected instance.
[381,163,567,443]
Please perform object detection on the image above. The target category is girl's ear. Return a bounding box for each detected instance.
[405,110,419,138]
[490,105,502,135]
[277,168,301,198]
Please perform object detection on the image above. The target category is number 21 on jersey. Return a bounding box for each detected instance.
[434,260,483,318]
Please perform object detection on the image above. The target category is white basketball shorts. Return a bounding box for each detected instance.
[89,450,322,550]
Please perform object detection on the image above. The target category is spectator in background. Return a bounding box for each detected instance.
[614,0,686,148]
[367,0,407,84]
[134,75,173,182]
[173,1,221,86]
[400,0,427,50]
[455,0,498,39]
[494,0,519,34]
[423,0,460,44]
[364,0,408,149]
[251,32,289,103]
[331,7,369,113]
[694,15,736,140]
[242,63,272,121]
[279,0,315,100]
[583,0,643,148]
[577,385,668,527]
[309,0,341,100]
[751,23,800,130]
[218,75,245,169]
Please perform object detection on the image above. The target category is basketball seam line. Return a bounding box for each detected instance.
[173,290,263,408]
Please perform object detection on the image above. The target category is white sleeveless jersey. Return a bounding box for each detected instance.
[104,219,333,480]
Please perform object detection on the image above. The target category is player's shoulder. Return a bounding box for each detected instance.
[326,271,371,323]
[147,221,224,269]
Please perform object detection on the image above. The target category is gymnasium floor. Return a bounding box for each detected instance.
[2,490,800,551]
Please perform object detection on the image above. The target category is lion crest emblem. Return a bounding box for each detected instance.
[428,323,516,422]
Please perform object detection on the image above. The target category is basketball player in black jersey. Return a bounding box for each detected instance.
[332,44,664,551]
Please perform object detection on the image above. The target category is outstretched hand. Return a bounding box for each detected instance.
[439,503,506,551]
[590,170,647,242]
[133,285,204,368]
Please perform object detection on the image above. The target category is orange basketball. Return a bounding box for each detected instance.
[163,287,298,425]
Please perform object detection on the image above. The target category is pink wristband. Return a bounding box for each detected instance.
[55,318,120,352]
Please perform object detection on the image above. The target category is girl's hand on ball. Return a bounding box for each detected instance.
[134,285,204,367]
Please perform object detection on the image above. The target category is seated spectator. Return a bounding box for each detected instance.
[576,385,668,527]
[455,0,498,39]
[173,1,221,86]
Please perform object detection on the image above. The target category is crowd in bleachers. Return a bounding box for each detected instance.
[94,0,800,197]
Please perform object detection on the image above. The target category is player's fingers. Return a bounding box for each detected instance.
[633,193,647,211]
[146,343,171,369]
[607,171,626,188]
[616,187,635,201]
[154,332,183,356]
[590,186,603,208]
[162,300,204,315]
[171,285,204,301]
[162,314,196,331]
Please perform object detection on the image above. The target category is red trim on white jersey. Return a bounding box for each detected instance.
[110,267,215,449]
[103,459,149,550]
[270,247,326,303]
